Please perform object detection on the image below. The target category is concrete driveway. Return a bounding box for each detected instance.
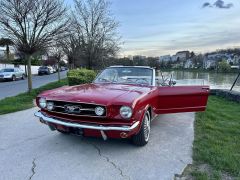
[0,108,194,180]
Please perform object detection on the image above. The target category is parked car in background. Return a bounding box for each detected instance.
[38,66,51,75]
[35,66,209,146]
[0,68,25,81]
[60,66,68,71]
[48,66,54,74]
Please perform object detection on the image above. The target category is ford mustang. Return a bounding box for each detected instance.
[34,66,209,146]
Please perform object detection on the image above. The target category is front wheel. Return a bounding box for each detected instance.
[132,111,151,146]
[12,75,16,81]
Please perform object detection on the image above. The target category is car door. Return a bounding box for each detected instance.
[15,68,21,78]
[155,86,209,114]
[14,68,19,78]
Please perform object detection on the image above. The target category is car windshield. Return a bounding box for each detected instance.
[94,67,153,86]
[39,67,48,69]
[0,68,14,72]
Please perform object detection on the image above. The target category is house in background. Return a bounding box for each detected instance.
[159,55,171,63]
[232,55,240,65]
[184,59,194,69]
[203,58,217,69]
[175,51,190,61]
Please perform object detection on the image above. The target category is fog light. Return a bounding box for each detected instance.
[95,106,105,116]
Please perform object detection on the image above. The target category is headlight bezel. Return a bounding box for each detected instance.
[120,106,133,119]
[39,98,47,108]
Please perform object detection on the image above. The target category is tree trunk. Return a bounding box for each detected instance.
[24,57,27,77]
[57,60,60,81]
[27,55,33,92]
[25,62,27,77]
[6,45,10,61]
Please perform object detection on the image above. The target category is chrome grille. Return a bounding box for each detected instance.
[47,100,106,117]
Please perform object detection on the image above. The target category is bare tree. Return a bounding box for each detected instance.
[73,0,121,69]
[49,41,65,81]
[0,0,69,92]
[58,33,83,69]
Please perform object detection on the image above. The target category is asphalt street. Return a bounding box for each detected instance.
[0,71,67,100]
[0,108,194,180]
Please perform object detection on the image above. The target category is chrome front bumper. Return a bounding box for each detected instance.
[34,111,140,131]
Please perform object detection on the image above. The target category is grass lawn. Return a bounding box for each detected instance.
[0,79,68,115]
[188,96,240,179]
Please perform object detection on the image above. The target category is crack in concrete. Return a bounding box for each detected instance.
[86,141,131,180]
[29,158,36,180]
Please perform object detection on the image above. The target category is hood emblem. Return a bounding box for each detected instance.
[64,105,81,113]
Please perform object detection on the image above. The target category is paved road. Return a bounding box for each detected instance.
[0,108,194,180]
[0,71,67,100]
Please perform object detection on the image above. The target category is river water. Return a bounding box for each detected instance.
[157,71,240,92]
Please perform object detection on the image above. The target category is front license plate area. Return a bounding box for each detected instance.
[56,125,69,132]
[72,128,84,136]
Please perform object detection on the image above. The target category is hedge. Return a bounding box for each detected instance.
[67,68,96,86]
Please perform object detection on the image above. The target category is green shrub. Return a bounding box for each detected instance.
[218,60,231,73]
[67,68,96,86]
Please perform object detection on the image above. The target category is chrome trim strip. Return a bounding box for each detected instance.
[34,111,139,131]
[46,99,106,107]
[54,105,95,111]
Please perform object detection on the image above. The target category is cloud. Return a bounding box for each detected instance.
[214,0,233,8]
[202,0,233,9]
[202,2,212,8]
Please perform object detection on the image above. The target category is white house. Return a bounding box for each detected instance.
[184,59,194,69]
[171,55,177,62]
[233,55,240,65]
[203,59,217,69]
[159,55,171,62]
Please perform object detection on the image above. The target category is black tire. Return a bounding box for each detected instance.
[12,75,16,81]
[132,111,151,146]
[57,129,70,134]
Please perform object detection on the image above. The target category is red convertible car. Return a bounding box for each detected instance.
[35,66,209,146]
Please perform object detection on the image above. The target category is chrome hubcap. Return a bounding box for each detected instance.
[143,114,150,141]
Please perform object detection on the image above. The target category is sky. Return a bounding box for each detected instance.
[68,0,240,56]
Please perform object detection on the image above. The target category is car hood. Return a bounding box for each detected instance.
[0,72,13,75]
[39,83,153,106]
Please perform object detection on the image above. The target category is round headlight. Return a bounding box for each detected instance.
[95,106,105,116]
[47,102,54,111]
[120,106,132,119]
[39,98,46,108]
